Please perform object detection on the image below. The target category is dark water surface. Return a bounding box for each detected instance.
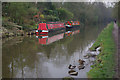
[2,24,106,78]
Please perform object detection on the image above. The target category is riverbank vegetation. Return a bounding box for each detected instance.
[2,2,74,31]
[2,2,115,38]
[118,23,120,27]
[87,23,116,78]
[2,2,113,30]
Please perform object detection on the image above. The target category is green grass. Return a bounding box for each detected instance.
[88,22,116,78]
[62,77,74,80]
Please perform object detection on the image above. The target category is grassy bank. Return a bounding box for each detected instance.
[117,22,120,27]
[88,22,116,78]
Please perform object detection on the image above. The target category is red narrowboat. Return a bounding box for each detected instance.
[65,21,80,28]
[36,22,65,34]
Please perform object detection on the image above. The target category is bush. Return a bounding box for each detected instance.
[2,17,15,29]
[45,15,59,21]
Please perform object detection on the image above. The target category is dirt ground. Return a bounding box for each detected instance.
[112,22,120,78]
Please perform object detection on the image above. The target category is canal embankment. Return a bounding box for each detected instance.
[1,21,36,42]
[87,22,116,78]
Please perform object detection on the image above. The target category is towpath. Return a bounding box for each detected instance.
[112,22,119,78]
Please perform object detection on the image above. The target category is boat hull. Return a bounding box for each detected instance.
[66,25,80,31]
[36,27,65,35]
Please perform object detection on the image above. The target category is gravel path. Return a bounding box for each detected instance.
[112,22,119,78]
[118,24,120,78]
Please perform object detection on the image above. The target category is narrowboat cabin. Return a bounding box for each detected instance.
[36,22,65,34]
[65,21,80,28]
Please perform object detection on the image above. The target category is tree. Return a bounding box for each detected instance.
[57,8,74,21]
[113,2,120,22]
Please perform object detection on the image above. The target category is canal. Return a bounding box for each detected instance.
[2,24,106,78]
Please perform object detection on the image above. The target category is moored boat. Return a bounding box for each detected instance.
[65,21,80,28]
[36,22,65,34]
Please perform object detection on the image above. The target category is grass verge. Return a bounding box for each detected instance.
[88,22,116,78]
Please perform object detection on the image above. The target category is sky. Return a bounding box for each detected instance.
[1,0,119,2]
[1,0,119,7]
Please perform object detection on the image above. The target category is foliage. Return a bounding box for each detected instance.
[28,7,39,17]
[2,2,75,30]
[112,2,119,20]
[2,2,114,30]
[40,14,44,19]
[63,77,74,80]
[61,2,113,24]
[3,3,27,24]
[45,15,59,21]
[57,8,74,21]
[88,23,116,78]
[2,2,38,30]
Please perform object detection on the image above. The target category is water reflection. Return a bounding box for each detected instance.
[2,24,105,78]
[36,29,80,45]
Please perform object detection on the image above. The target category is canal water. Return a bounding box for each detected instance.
[2,24,106,78]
